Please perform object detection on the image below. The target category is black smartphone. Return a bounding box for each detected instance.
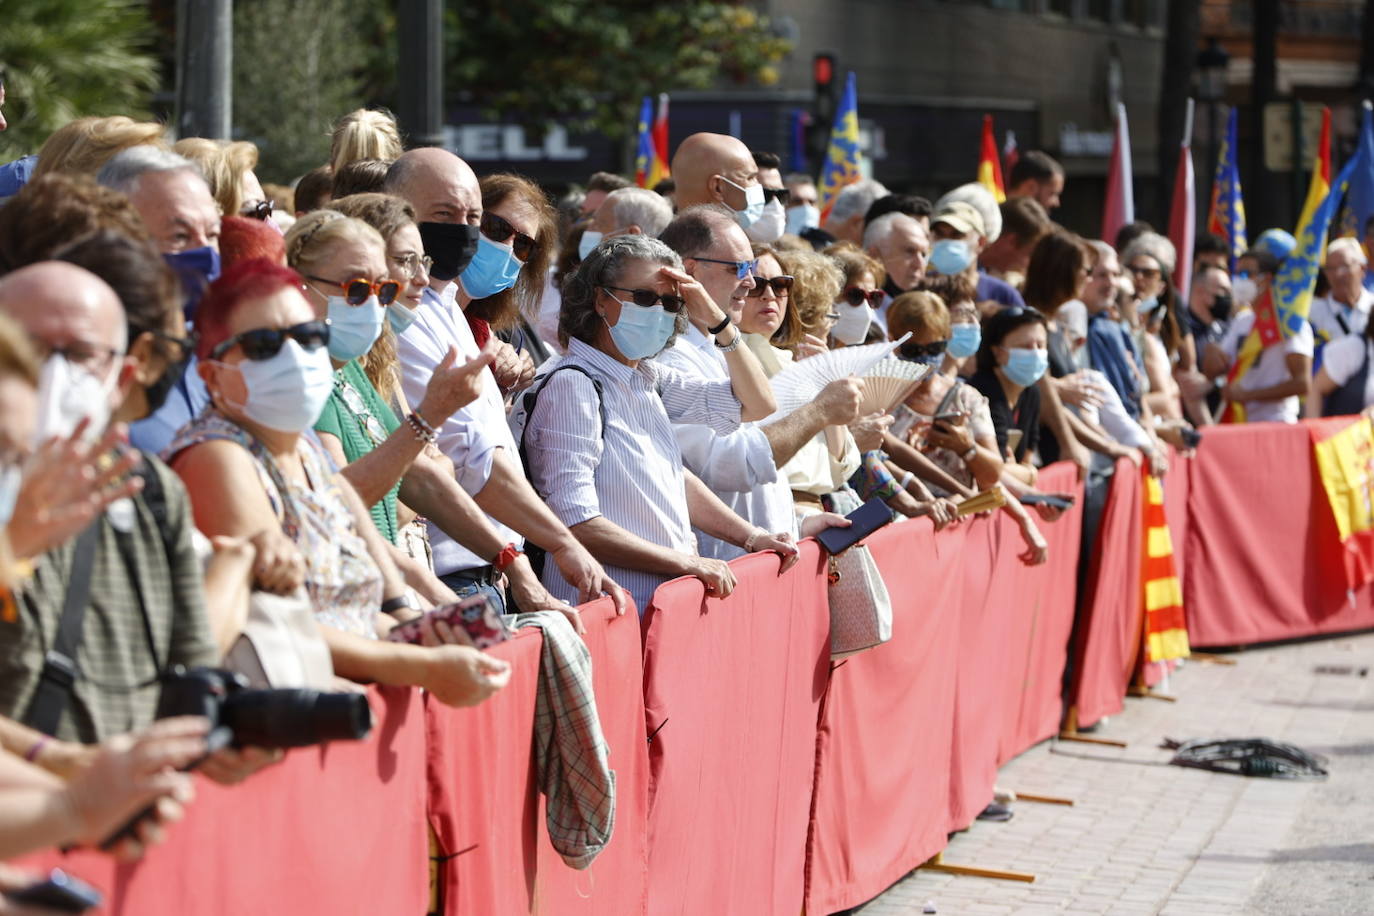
[1019,492,1075,510]
[5,870,102,914]
[815,497,894,555]
[1180,428,1202,449]
[933,411,964,424]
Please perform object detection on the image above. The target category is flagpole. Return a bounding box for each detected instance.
[1181,97,1194,151]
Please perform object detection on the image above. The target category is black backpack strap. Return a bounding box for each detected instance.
[1323,340,1372,417]
[24,522,102,735]
[112,457,171,675]
[517,365,606,578]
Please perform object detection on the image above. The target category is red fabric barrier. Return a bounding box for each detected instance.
[805,519,965,915]
[999,462,1085,761]
[16,686,429,916]
[428,630,543,915]
[534,598,650,915]
[1070,458,1143,727]
[1184,423,1374,646]
[641,544,831,916]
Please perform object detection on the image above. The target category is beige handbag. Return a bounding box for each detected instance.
[224,589,337,689]
[826,544,894,660]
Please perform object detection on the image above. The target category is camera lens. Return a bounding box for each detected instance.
[222,689,372,749]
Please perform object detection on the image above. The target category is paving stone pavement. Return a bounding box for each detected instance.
[851,631,1374,916]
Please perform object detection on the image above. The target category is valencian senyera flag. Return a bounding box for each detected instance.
[1140,466,1189,664]
[1311,416,1374,592]
[817,71,862,224]
[1207,106,1247,270]
[978,114,1005,203]
[634,94,670,188]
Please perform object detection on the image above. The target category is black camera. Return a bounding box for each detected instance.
[156,666,372,749]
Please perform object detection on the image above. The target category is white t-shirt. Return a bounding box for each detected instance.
[1320,334,1374,409]
[1218,310,1314,423]
[1309,288,1374,342]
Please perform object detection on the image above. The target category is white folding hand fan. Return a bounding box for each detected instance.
[857,357,932,416]
[765,334,910,422]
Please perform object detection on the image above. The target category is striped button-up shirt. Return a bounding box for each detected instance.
[512,338,742,613]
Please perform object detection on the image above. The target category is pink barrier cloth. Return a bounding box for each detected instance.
[804,519,965,914]
[641,544,831,916]
[15,686,429,915]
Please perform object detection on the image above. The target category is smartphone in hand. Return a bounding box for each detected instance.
[387,595,511,649]
[5,870,102,914]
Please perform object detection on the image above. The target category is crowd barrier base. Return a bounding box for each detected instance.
[13,421,1353,915]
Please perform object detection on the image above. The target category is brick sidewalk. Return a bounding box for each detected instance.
[852,631,1374,916]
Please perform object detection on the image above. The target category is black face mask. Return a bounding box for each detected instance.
[883,276,908,299]
[143,353,190,415]
[418,222,481,281]
[1209,292,1233,323]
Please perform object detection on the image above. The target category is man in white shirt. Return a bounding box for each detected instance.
[1202,274,1314,423]
[383,148,624,611]
[1309,237,1374,344]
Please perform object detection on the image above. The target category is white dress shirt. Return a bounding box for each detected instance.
[652,324,795,560]
[1309,288,1374,343]
[1218,309,1315,424]
[396,285,521,576]
[511,337,742,614]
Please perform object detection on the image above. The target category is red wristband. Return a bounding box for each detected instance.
[491,543,522,573]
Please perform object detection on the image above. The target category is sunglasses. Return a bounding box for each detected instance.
[304,274,400,306]
[694,256,759,280]
[842,286,885,307]
[480,211,538,262]
[898,339,949,359]
[746,275,794,298]
[211,320,331,361]
[762,187,791,207]
[1127,264,1161,279]
[241,199,276,221]
[603,286,686,313]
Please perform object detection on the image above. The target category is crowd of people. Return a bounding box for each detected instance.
[0,91,1364,885]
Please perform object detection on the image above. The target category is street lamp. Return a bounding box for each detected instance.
[1195,37,1230,214]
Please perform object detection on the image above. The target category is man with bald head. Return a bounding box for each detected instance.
[864,212,930,334]
[669,133,767,236]
[384,148,625,612]
[0,262,222,746]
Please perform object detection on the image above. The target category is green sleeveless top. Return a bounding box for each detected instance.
[313,359,401,544]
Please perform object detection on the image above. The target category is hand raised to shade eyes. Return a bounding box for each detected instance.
[658,265,725,328]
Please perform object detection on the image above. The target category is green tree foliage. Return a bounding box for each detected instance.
[0,0,159,159]
[446,1,790,139]
[233,0,366,183]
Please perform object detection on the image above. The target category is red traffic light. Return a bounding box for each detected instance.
[813,53,834,87]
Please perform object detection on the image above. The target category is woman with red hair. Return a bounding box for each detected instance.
[218,215,285,272]
[167,258,511,707]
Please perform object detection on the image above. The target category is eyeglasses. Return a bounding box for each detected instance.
[241,199,276,221]
[211,320,331,361]
[825,311,841,322]
[762,187,791,207]
[842,286,885,307]
[391,252,434,278]
[694,256,759,280]
[480,211,538,262]
[602,286,686,313]
[32,341,123,376]
[304,274,400,306]
[746,275,794,298]
[1127,264,1161,279]
[137,327,196,363]
[898,339,949,359]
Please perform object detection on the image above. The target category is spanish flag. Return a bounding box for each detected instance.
[1140,466,1189,664]
[634,94,670,189]
[1311,416,1374,591]
[978,114,1005,204]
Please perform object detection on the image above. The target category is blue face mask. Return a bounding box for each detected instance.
[387,300,421,335]
[785,204,820,236]
[460,235,522,299]
[1002,347,1049,387]
[721,177,766,230]
[929,239,974,276]
[325,294,385,362]
[947,322,981,359]
[578,230,603,262]
[605,298,677,360]
[164,247,222,321]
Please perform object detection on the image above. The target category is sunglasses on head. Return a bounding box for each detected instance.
[603,286,686,313]
[211,320,331,361]
[305,274,400,306]
[842,286,885,307]
[241,199,275,221]
[762,187,791,207]
[898,339,949,359]
[747,275,794,298]
[480,211,538,262]
[694,256,759,280]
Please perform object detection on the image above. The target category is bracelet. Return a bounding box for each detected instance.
[406,411,438,445]
[707,315,732,336]
[714,327,742,353]
[900,471,916,491]
[380,592,421,614]
[744,528,763,552]
[24,735,49,763]
[960,446,977,463]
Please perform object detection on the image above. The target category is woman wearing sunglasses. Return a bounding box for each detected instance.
[825,245,886,347]
[515,234,793,614]
[168,259,510,706]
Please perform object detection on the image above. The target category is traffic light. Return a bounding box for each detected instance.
[809,52,837,170]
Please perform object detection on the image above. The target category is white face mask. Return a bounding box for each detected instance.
[831,302,874,345]
[1231,274,1258,307]
[785,204,820,235]
[744,198,786,244]
[0,463,21,527]
[213,339,336,434]
[578,230,603,262]
[34,353,119,444]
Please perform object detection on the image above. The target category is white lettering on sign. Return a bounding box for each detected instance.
[445,124,589,162]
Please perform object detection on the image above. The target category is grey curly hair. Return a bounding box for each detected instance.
[559,234,686,352]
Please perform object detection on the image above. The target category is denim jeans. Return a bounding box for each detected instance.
[438,570,507,615]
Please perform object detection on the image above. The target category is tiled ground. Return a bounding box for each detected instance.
[852,631,1374,915]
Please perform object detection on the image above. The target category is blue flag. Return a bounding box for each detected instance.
[1206,107,1247,270]
[817,72,863,222]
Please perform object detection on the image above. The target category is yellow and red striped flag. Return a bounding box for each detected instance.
[1141,467,1189,664]
[977,114,1005,204]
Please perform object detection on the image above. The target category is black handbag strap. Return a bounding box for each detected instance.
[24,522,102,735]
